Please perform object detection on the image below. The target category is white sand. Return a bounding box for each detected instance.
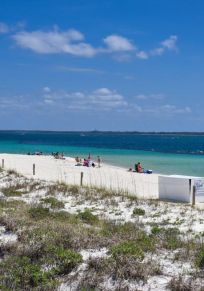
[0,153,158,199]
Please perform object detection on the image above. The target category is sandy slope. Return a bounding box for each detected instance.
[0,153,158,199]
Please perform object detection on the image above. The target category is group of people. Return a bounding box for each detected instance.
[27,151,43,156]
[128,162,152,174]
[52,152,65,159]
[75,154,101,168]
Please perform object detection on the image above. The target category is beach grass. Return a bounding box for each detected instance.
[0,168,204,289]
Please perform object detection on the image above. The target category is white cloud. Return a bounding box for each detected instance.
[0,88,191,119]
[137,104,191,114]
[42,87,127,110]
[161,104,191,114]
[150,47,164,56]
[136,35,178,60]
[161,35,178,50]
[0,95,30,109]
[11,25,178,61]
[0,21,27,34]
[40,87,190,115]
[0,22,9,34]
[135,94,165,100]
[136,51,149,60]
[43,87,51,93]
[103,34,135,52]
[44,99,54,104]
[57,66,104,74]
[93,88,112,95]
[151,35,178,56]
[13,28,97,57]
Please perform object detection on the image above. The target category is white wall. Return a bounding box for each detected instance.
[159,176,191,202]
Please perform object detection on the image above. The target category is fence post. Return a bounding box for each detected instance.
[33,164,35,175]
[80,172,83,186]
[192,185,196,206]
[2,159,4,168]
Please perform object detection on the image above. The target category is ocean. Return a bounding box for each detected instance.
[0,131,204,177]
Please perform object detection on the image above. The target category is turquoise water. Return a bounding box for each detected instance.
[0,131,204,176]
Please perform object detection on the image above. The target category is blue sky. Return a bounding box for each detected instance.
[0,0,203,131]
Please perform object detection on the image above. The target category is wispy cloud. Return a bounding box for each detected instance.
[135,93,165,100]
[160,104,191,114]
[10,25,178,61]
[136,51,149,60]
[0,87,191,117]
[13,28,97,57]
[42,87,127,111]
[43,86,51,93]
[0,21,26,34]
[103,34,135,52]
[136,104,191,114]
[0,22,9,34]
[41,87,190,116]
[56,66,104,74]
[150,35,178,56]
[0,95,30,109]
[136,35,178,60]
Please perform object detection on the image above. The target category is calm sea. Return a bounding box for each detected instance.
[0,131,204,177]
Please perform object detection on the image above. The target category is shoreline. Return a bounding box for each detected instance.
[0,147,204,177]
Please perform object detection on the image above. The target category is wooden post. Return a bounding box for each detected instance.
[80,172,83,186]
[2,159,4,168]
[33,164,35,175]
[192,185,196,206]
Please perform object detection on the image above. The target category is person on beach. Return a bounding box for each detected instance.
[97,156,101,168]
[136,162,143,173]
[75,156,80,163]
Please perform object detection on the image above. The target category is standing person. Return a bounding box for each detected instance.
[97,156,101,168]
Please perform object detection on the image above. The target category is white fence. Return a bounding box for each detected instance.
[0,154,158,199]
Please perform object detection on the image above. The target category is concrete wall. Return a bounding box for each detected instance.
[159,175,191,202]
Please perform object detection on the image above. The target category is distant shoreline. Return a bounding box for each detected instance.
[0,129,204,136]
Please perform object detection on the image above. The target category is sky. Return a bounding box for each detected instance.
[0,0,204,131]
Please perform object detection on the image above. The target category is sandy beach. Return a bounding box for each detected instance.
[0,153,159,199]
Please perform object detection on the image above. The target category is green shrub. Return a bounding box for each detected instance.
[110,241,144,260]
[77,209,99,224]
[0,256,56,290]
[41,197,65,209]
[48,246,83,275]
[195,248,204,268]
[28,206,50,220]
[137,231,155,252]
[51,211,77,224]
[151,225,162,235]
[162,228,183,250]
[0,200,26,209]
[132,208,145,216]
[101,221,138,237]
[1,186,23,197]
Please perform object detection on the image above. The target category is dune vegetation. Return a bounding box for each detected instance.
[0,168,204,290]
